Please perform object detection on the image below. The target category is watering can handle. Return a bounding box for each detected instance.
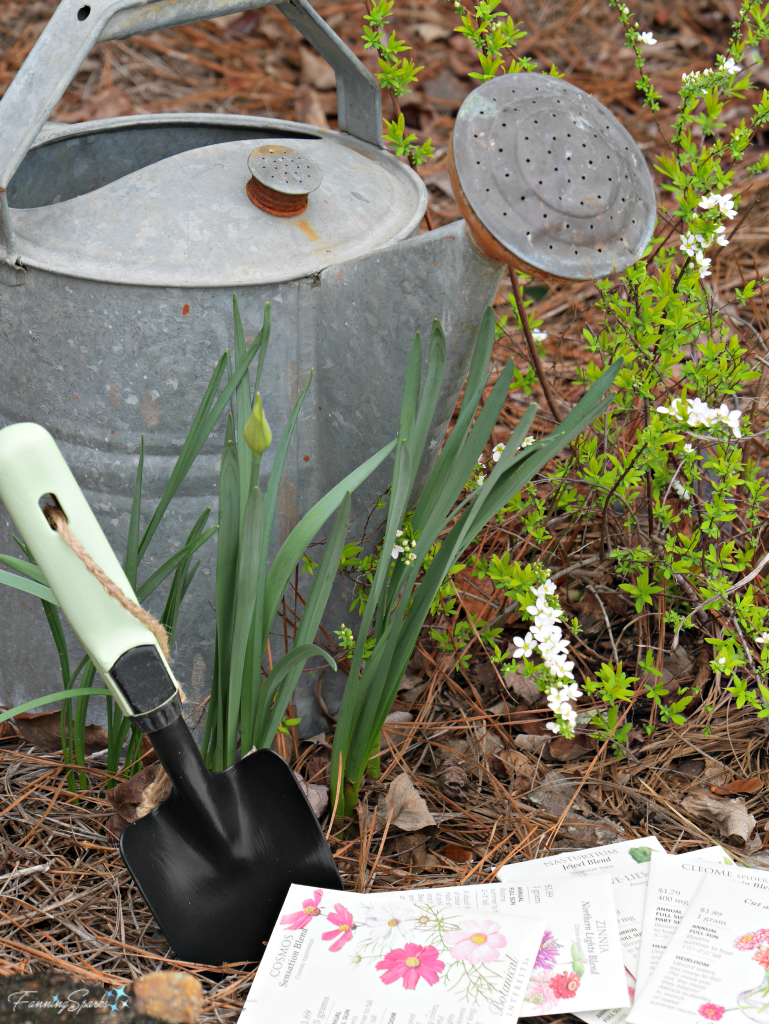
[0,0,382,194]
[0,422,181,729]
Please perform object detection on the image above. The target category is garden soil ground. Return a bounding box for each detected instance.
[3,0,769,1021]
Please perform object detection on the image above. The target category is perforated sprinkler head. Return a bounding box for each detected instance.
[449,74,656,282]
[246,145,323,217]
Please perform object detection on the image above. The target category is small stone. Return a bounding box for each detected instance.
[132,971,203,1024]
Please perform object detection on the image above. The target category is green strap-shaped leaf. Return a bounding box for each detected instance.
[225,486,263,765]
[254,492,351,747]
[138,308,267,561]
[0,687,111,725]
[261,439,397,640]
[412,306,494,528]
[136,527,217,603]
[0,554,48,587]
[0,568,56,604]
[216,434,240,685]
[124,435,144,590]
[256,644,337,749]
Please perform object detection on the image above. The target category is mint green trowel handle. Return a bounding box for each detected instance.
[0,422,173,719]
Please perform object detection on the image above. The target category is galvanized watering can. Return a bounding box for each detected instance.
[0,0,655,734]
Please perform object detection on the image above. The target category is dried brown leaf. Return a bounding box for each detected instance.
[710,777,764,797]
[379,773,436,831]
[13,710,107,755]
[549,735,598,762]
[440,843,473,864]
[294,772,329,818]
[504,671,541,706]
[681,787,758,847]
[489,748,536,794]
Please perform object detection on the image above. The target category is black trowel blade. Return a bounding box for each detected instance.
[120,748,342,966]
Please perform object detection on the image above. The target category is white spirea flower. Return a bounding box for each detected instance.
[699,192,737,219]
[492,443,505,462]
[639,31,656,44]
[679,232,705,257]
[720,56,742,74]
[512,633,536,659]
[694,250,712,278]
[756,632,769,645]
[521,435,536,448]
[391,544,404,560]
[531,328,548,343]
[714,225,729,247]
[683,443,694,453]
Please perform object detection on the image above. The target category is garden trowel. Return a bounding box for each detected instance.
[0,423,342,966]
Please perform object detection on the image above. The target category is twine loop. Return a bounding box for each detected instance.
[43,505,172,667]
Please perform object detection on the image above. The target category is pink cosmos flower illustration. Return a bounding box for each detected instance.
[322,904,355,952]
[549,971,581,1000]
[375,943,445,990]
[280,889,323,930]
[754,946,769,969]
[624,967,636,1004]
[445,920,507,965]
[735,931,761,950]
[533,930,562,971]
[698,1004,725,1021]
[524,972,559,1013]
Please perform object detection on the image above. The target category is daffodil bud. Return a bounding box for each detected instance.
[243,393,272,454]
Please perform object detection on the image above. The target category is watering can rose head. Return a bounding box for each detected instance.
[244,393,272,454]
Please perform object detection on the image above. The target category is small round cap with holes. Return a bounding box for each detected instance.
[246,144,323,217]
[449,74,656,281]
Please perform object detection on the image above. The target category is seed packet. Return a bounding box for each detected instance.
[496,836,667,885]
[628,876,769,1023]
[239,883,546,1024]
[367,874,630,1016]
[635,848,765,995]
[498,836,667,1024]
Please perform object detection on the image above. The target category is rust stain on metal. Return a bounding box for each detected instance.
[108,383,121,409]
[296,219,320,243]
[182,304,190,316]
[140,387,162,428]
[246,177,308,217]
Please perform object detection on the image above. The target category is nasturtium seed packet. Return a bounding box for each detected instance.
[239,883,546,1024]
[368,874,629,1016]
[496,836,667,884]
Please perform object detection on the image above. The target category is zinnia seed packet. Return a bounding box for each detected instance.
[239,883,546,1023]
[367,874,629,1016]
[628,877,769,1023]
[497,836,668,1024]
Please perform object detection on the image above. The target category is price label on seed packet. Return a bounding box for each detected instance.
[635,848,757,994]
[369,874,629,1016]
[629,876,769,1023]
[239,884,546,1024]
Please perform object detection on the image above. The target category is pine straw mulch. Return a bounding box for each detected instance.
[0,674,768,1024]
[5,0,769,1020]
